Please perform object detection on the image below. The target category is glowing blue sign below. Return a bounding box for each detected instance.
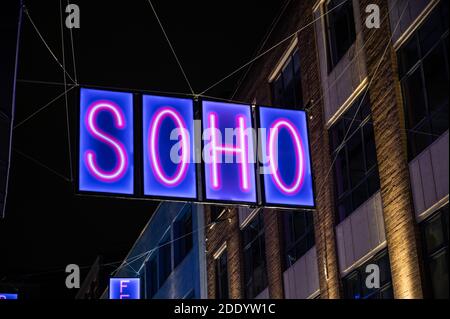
[79,88,134,195]
[0,293,18,300]
[259,107,314,207]
[202,101,257,204]
[142,95,197,199]
[109,278,140,300]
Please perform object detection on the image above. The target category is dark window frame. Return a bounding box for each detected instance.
[270,48,304,109]
[210,205,226,223]
[283,211,315,269]
[342,249,393,299]
[174,205,194,268]
[215,249,230,299]
[324,0,357,71]
[157,231,172,288]
[183,289,195,299]
[398,1,449,161]
[329,93,380,224]
[420,205,449,299]
[145,254,159,299]
[242,212,268,299]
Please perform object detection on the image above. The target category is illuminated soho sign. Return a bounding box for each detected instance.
[78,88,315,208]
[202,101,257,204]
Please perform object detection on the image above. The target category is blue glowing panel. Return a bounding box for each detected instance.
[259,107,315,207]
[0,293,18,300]
[109,278,140,300]
[202,101,257,203]
[142,95,197,199]
[79,88,134,195]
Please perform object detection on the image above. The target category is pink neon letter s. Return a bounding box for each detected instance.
[84,101,128,182]
[268,119,305,195]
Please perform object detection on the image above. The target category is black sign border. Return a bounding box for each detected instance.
[74,87,317,211]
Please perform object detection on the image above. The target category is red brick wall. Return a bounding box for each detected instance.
[263,209,285,299]
[296,2,341,298]
[205,207,244,299]
[206,0,427,299]
[234,0,342,299]
[358,0,424,298]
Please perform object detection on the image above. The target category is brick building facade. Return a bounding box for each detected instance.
[205,0,448,299]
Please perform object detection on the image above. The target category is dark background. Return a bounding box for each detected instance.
[0,0,284,299]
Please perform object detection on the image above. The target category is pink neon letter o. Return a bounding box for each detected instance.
[268,119,305,195]
[149,107,190,187]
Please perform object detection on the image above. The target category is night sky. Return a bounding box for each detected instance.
[0,0,284,298]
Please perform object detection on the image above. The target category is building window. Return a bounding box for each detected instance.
[210,205,226,222]
[324,0,356,70]
[271,49,303,108]
[329,92,380,223]
[174,206,193,268]
[283,211,315,268]
[398,1,449,161]
[343,249,393,299]
[138,271,146,300]
[145,256,158,299]
[242,212,268,299]
[421,205,449,299]
[215,250,229,299]
[158,233,172,287]
[183,290,195,299]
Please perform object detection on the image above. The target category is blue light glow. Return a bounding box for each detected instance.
[0,293,18,300]
[259,107,315,207]
[142,95,197,199]
[202,100,257,203]
[79,88,134,195]
[109,278,140,300]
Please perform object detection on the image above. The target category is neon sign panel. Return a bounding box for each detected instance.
[109,278,140,300]
[202,101,257,204]
[78,88,315,208]
[79,89,134,195]
[0,293,18,300]
[143,95,197,199]
[259,106,314,207]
